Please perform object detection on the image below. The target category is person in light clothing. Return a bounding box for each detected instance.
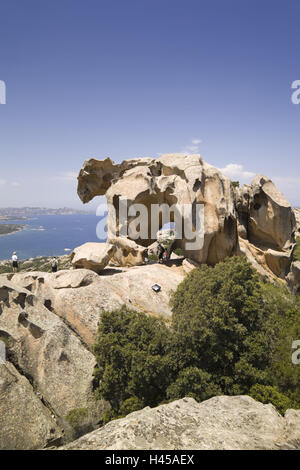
[51,256,58,273]
[12,252,19,273]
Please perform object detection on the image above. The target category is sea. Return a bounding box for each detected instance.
[0,214,106,261]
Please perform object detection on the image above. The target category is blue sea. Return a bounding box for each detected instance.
[0,214,106,261]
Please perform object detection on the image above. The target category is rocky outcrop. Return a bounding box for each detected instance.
[5,264,184,348]
[236,175,296,280]
[60,395,300,450]
[293,208,300,238]
[76,154,297,283]
[236,175,295,251]
[182,258,200,274]
[71,242,116,272]
[78,154,238,265]
[0,361,62,450]
[0,278,106,449]
[109,237,147,267]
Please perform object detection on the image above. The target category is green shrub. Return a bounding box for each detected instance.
[166,367,222,402]
[170,257,273,396]
[250,384,293,415]
[65,408,92,440]
[93,257,300,422]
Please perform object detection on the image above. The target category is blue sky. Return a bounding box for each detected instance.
[0,0,299,209]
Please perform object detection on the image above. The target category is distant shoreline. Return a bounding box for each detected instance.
[0,207,94,218]
[0,224,26,237]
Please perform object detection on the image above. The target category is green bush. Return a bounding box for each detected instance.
[166,367,221,402]
[170,257,273,396]
[250,384,293,415]
[93,306,173,417]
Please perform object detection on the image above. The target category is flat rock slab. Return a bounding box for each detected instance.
[60,396,300,450]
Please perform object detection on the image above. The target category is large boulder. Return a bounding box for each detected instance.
[76,154,297,282]
[236,175,296,251]
[71,242,116,272]
[60,396,300,450]
[234,175,296,280]
[77,154,239,265]
[109,237,147,267]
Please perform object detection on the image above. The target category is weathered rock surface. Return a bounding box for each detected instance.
[182,258,200,274]
[109,237,147,267]
[60,395,300,450]
[71,242,116,272]
[0,361,62,450]
[236,176,296,280]
[236,175,295,251]
[76,154,297,283]
[0,279,106,449]
[6,264,184,347]
[78,154,238,265]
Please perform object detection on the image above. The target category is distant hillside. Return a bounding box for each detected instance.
[0,207,93,218]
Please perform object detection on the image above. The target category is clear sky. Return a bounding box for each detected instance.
[0,0,299,210]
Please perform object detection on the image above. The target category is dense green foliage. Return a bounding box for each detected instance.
[93,307,172,423]
[170,257,273,396]
[65,407,93,440]
[93,257,300,421]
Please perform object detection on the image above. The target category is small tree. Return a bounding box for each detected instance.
[93,307,172,418]
[169,257,274,396]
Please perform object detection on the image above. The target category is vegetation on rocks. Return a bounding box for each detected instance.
[0,255,71,274]
[93,257,300,421]
[293,236,300,262]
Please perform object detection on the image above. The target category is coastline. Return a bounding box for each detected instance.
[0,225,26,237]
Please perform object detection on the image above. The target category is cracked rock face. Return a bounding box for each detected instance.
[0,279,106,449]
[60,395,300,450]
[0,361,62,450]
